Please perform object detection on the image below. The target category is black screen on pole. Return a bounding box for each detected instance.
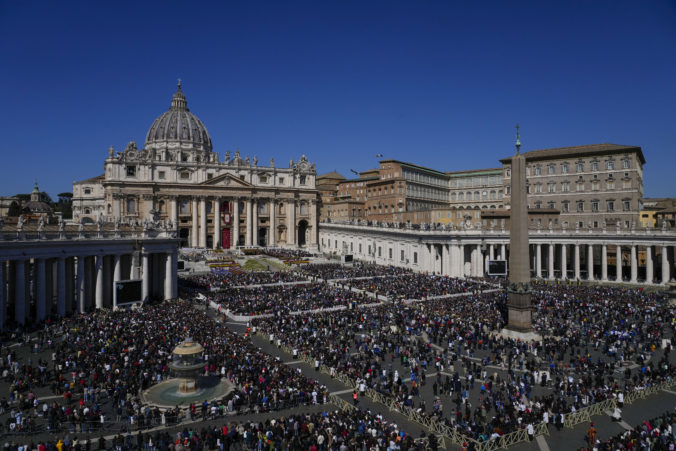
[488,260,508,276]
[116,280,143,303]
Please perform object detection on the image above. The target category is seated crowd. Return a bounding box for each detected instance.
[300,263,413,280]
[346,274,486,300]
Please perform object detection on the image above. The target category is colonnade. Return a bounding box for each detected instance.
[165,196,316,250]
[319,222,676,285]
[0,237,179,330]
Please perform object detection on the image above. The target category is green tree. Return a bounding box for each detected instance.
[7,201,21,217]
[56,192,73,219]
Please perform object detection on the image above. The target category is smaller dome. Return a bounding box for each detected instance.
[22,181,53,215]
[145,82,213,152]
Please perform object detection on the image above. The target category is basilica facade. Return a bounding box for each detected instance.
[73,83,319,249]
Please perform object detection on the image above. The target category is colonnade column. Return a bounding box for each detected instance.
[574,244,580,280]
[616,245,622,282]
[269,200,276,247]
[165,252,175,301]
[112,254,121,310]
[142,252,150,302]
[191,198,198,247]
[288,200,296,246]
[76,256,86,313]
[535,244,542,278]
[15,260,25,325]
[548,244,554,280]
[199,198,207,248]
[57,258,66,316]
[245,199,253,246]
[232,199,240,249]
[646,246,653,285]
[36,258,47,321]
[252,200,259,246]
[561,244,568,280]
[95,255,104,309]
[601,245,608,281]
[630,245,638,283]
[587,244,594,281]
[213,199,221,249]
[662,246,669,284]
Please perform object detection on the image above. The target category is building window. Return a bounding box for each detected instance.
[592,181,600,191]
[623,180,631,189]
[561,182,570,192]
[576,162,584,172]
[591,161,599,171]
[359,243,362,253]
[451,192,456,201]
[607,201,615,212]
[278,177,285,184]
[300,203,308,215]
[534,183,542,193]
[607,180,615,190]
[400,250,405,262]
[622,159,630,169]
[534,166,541,175]
[606,161,615,170]
[548,165,555,175]
[207,173,213,180]
[535,201,542,209]
[378,247,382,257]
[84,188,92,195]
[592,201,599,212]
[180,171,190,180]
[548,183,555,193]
[413,252,418,264]
[84,208,91,214]
[623,200,631,211]
[505,169,511,177]
[259,175,268,183]
[548,201,555,209]
[576,182,584,192]
[180,200,189,214]
[126,198,136,214]
[126,166,136,177]
[562,163,569,174]
[299,175,306,185]
[577,201,584,212]
[562,202,569,212]
[158,171,166,180]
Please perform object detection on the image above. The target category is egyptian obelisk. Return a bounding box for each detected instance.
[505,124,535,334]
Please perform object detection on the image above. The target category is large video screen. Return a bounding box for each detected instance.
[487,260,508,276]
[116,279,143,304]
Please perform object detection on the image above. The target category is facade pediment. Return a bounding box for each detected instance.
[200,173,253,187]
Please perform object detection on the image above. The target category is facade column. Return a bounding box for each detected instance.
[476,244,484,277]
[15,260,26,325]
[662,245,669,284]
[113,196,121,218]
[95,255,104,309]
[309,200,317,246]
[574,244,581,280]
[245,199,253,246]
[489,244,495,260]
[213,198,221,249]
[164,252,174,300]
[171,197,178,226]
[459,244,465,277]
[288,200,296,246]
[76,256,86,313]
[442,244,449,276]
[57,258,66,316]
[199,198,207,248]
[191,198,198,247]
[500,244,506,260]
[561,244,568,280]
[269,199,276,247]
[232,198,240,249]
[252,200,259,246]
[602,245,608,281]
[142,252,150,301]
[112,254,121,310]
[36,258,47,322]
[616,245,622,282]
[646,245,653,284]
[587,244,594,281]
[536,244,542,278]
[548,243,555,280]
[630,245,638,283]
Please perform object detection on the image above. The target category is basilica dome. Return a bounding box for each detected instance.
[145,83,213,152]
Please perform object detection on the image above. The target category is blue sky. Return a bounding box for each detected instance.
[1,1,675,198]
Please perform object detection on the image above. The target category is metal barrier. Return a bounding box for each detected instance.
[413,435,447,449]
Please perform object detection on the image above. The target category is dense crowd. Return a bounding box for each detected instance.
[347,274,485,300]
[253,283,674,443]
[300,263,413,280]
[214,283,375,315]
[0,300,330,437]
[582,411,675,450]
[180,271,308,292]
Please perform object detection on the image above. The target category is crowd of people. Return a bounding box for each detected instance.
[582,411,675,450]
[299,263,413,280]
[0,300,333,438]
[181,271,308,292]
[214,283,375,315]
[346,274,486,300]
[252,282,674,444]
